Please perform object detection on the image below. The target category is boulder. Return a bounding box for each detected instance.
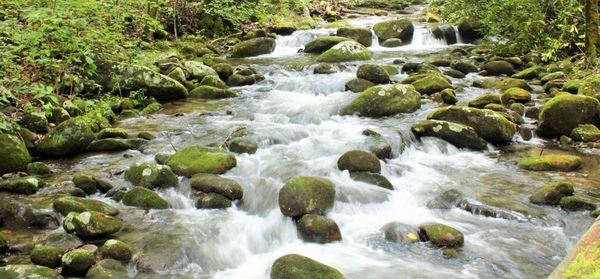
[336,27,372,47]
[30,245,64,268]
[278,176,336,218]
[270,254,345,279]
[189,85,237,99]
[537,94,600,138]
[381,38,402,47]
[97,128,128,139]
[228,137,258,154]
[66,211,123,239]
[468,93,501,108]
[381,222,420,244]
[316,41,372,62]
[431,25,457,45]
[411,120,487,150]
[482,61,514,76]
[512,65,544,80]
[122,187,169,210]
[182,61,218,81]
[440,89,458,105]
[349,172,393,190]
[73,173,98,194]
[212,63,235,81]
[18,112,49,134]
[297,214,342,243]
[571,124,600,142]
[578,73,600,98]
[85,259,128,279]
[0,134,31,174]
[357,64,390,84]
[0,176,42,194]
[0,265,63,278]
[314,64,337,74]
[199,75,227,89]
[495,78,531,91]
[540,72,565,84]
[0,113,20,135]
[337,150,381,173]
[518,155,582,172]
[37,117,95,157]
[0,198,59,229]
[451,62,478,74]
[304,36,352,54]
[53,196,119,216]
[100,239,133,262]
[373,19,414,44]
[341,84,421,117]
[87,138,136,152]
[195,193,232,209]
[560,196,596,211]
[230,38,276,58]
[427,106,517,143]
[407,72,453,95]
[457,17,482,42]
[345,78,375,93]
[529,181,575,205]
[61,249,96,276]
[166,146,237,176]
[427,189,464,209]
[419,223,464,248]
[124,162,178,189]
[190,173,243,200]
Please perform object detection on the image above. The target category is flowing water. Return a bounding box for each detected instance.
[36,7,600,279]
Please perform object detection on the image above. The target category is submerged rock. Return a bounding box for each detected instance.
[122,187,169,210]
[86,259,128,279]
[297,214,342,243]
[341,84,421,117]
[357,64,391,84]
[228,137,258,154]
[381,222,420,244]
[529,181,575,205]
[427,106,516,143]
[337,150,381,173]
[124,162,178,189]
[53,196,119,216]
[190,173,243,200]
[411,120,488,150]
[560,196,597,211]
[518,155,582,172]
[317,41,372,62]
[166,146,237,176]
[270,254,345,279]
[278,176,336,218]
[230,38,276,58]
[195,192,232,209]
[419,223,464,248]
[304,36,351,54]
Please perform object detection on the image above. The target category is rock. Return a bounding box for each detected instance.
[537,94,600,138]
[61,249,96,276]
[166,146,237,176]
[560,196,596,211]
[472,78,500,89]
[85,259,128,279]
[419,223,464,248]
[0,232,7,253]
[345,78,375,93]
[73,173,98,194]
[563,80,580,93]
[432,25,457,44]
[0,265,63,278]
[97,128,128,139]
[0,113,20,135]
[0,176,42,194]
[501,88,531,104]
[87,138,135,152]
[189,85,237,99]
[297,214,342,243]
[451,62,478,74]
[227,73,261,87]
[512,65,544,80]
[278,176,336,218]
[95,62,188,101]
[510,103,525,115]
[199,75,227,89]
[141,102,161,115]
[336,27,372,47]
[571,124,600,142]
[408,72,453,95]
[337,150,381,173]
[373,19,414,44]
[381,222,420,244]
[529,181,575,205]
[67,211,123,239]
[457,17,482,42]
[122,187,169,210]
[365,133,392,159]
[0,133,31,175]
[18,112,49,134]
[0,198,59,229]
[53,196,119,216]
[541,71,565,84]
[349,172,393,190]
[518,155,582,172]
[211,63,234,80]
[25,162,50,177]
[411,120,487,150]
[357,64,391,84]
[440,89,458,104]
[482,61,514,76]
[427,106,517,143]
[19,127,38,150]
[495,78,531,91]
[181,61,217,82]
[316,41,372,62]
[314,64,337,74]
[228,137,258,154]
[270,254,345,279]
[341,84,421,117]
[124,162,178,189]
[37,117,95,157]
[190,173,243,200]
[578,73,600,98]
[381,38,402,47]
[100,240,132,262]
[30,245,64,268]
[230,38,276,58]
[427,189,464,209]
[195,193,232,209]
[468,93,501,108]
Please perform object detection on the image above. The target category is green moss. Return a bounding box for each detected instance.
[518,155,582,172]
[97,128,128,139]
[36,116,96,156]
[316,41,372,62]
[537,94,600,138]
[529,181,575,205]
[419,223,464,248]
[512,65,544,79]
[0,265,62,278]
[304,36,352,54]
[122,187,169,210]
[0,176,41,194]
[373,19,414,43]
[141,102,162,115]
[495,78,531,91]
[166,146,237,176]
[53,196,120,216]
[411,120,487,150]
[189,86,237,99]
[230,38,276,58]
[26,162,50,176]
[278,176,336,218]
[578,74,600,99]
[571,124,600,142]
[101,239,133,262]
[0,134,32,175]
[0,114,20,135]
[71,211,123,239]
[501,88,531,104]
[124,162,178,189]
[342,84,421,117]
[271,254,345,279]
[199,75,227,89]
[563,246,600,278]
[427,106,516,143]
[410,74,453,95]
[337,27,372,47]
[30,245,64,268]
[61,249,95,276]
[468,93,502,108]
[323,20,353,28]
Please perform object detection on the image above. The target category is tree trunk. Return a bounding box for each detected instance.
[585,0,599,63]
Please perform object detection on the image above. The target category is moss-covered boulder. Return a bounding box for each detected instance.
[529,181,574,205]
[518,155,582,172]
[537,94,600,138]
[53,196,119,216]
[189,85,237,99]
[345,78,375,93]
[124,162,178,189]
[457,17,482,42]
[0,265,63,279]
[122,187,169,210]
[501,88,531,104]
[304,36,351,54]
[0,176,42,194]
[427,106,517,143]
[26,162,50,176]
[419,223,464,248]
[468,93,502,108]
[408,72,453,95]
[357,64,390,84]
[336,27,372,47]
[166,146,237,176]
[451,61,478,74]
[571,124,600,142]
[85,259,128,279]
[190,173,243,200]
[182,61,218,81]
[270,254,345,279]
[30,245,64,268]
[297,214,342,243]
[482,61,514,76]
[337,150,381,173]
[61,249,96,276]
[87,138,136,152]
[100,239,133,262]
[37,117,95,157]
[495,78,531,91]
[212,63,235,81]
[278,176,336,218]
[230,38,276,58]
[195,193,232,209]
[0,113,20,135]
[18,112,49,134]
[72,173,98,194]
[560,196,596,211]
[67,211,123,239]
[381,222,421,244]
[382,38,402,47]
[411,120,487,150]
[228,137,258,154]
[373,19,414,44]
[199,75,227,89]
[349,172,394,190]
[341,84,421,117]
[97,128,128,139]
[578,73,600,98]
[0,133,31,175]
[512,65,544,80]
[316,41,372,62]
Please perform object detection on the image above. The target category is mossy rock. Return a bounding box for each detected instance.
[53,196,119,216]
[577,73,600,99]
[97,128,128,139]
[68,211,123,239]
[30,245,64,268]
[278,176,336,218]
[518,155,582,172]
[495,78,531,91]
[529,181,574,205]
[0,176,42,194]
[122,187,169,210]
[409,73,453,95]
[482,61,514,76]
[419,223,464,248]
[230,38,276,58]
[373,19,414,44]
[349,172,393,190]
[211,63,234,81]
[562,80,580,93]
[227,73,261,87]
[0,113,20,135]
[270,254,345,279]
[541,71,565,84]
[100,239,133,262]
[427,106,516,143]
[381,38,402,47]
[571,124,600,142]
[228,137,258,154]
[411,120,487,150]
[0,265,63,279]
[87,138,135,152]
[501,88,531,104]
[195,192,232,209]
[512,65,544,79]
[124,162,178,189]
[345,78,375,93]
[341,84,421,117]
[36,117,96,157]
[297,214,342,244]
[440,89,458,105]
[537,94,600,138]
[316,41,372,62]
[166,146,237,176]
[357,64,390,84]
[381,222,421,244]
[304,36,351,54]
[337,150,381,173]
[190,173,243,200]
[189,86,237,99]
[468,93,502,108]
[451,62,478,74]
[336,27,372,47]
[72,173,98,194]
[199,75,227,89]
[0,133,31,175]
[0,232,7,253]
[472,78,500,89]
[61,249,96,276]
[18,112,49,134]
[86,259,128,279]
[457,17,482,42]
[560,196,597,211]
[182,61,218,81]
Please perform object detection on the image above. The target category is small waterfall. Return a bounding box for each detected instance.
[453,26,465,44]
[269,29,336,57]
[370,29,380,48]
[409,26,447,47]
